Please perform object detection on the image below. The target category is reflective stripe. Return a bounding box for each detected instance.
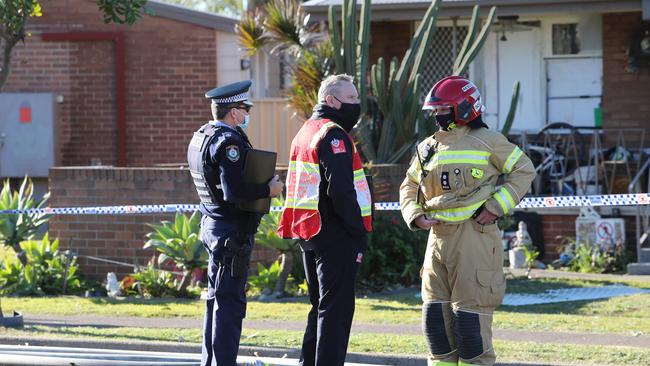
[458,362,481,366]
[433,362,458,366]
[425,200,486,222]
[493,187,516,214]
[284,198,319,210]
[426,150,490,169]
[503,146,523,173]
[407,162,421,182]
[353,169,372,217]
[288,160,320,173]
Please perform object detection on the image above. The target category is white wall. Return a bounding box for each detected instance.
[474,13,603,133]
[216,31,249,87]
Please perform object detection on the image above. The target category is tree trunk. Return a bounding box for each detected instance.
[177,270,192,295]
[272,252,293,297]
[0,28,21,92]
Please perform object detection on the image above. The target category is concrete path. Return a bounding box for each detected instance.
[508,268,650,283]
[23,314,650,349]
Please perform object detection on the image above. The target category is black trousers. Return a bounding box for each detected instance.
[200,216,253,366]
[299,238,364,366]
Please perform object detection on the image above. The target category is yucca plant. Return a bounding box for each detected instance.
[255,196,298,298]
[0,233,82,296]
[144,211,207,294]
[0,177,50,257]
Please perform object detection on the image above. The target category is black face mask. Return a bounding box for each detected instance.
[435,113,455,131]
[334,96,361,132]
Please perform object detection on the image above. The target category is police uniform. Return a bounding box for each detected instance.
[278,104,373,366]
[187,80,269,366]
[400,77,536,366]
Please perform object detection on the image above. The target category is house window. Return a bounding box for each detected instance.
[422,25,468,96]
[552,23,580,55]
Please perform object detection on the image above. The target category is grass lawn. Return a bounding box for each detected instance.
[3,277,649,335]
[2,325,650,365]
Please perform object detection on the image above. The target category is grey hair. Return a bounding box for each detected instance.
[317,74,354,102]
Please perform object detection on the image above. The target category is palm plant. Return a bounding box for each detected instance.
[255,196,298,298]
[237,0,328,118]
[237,1,499,162]
[0,177,50,258]
[144,211,207,294]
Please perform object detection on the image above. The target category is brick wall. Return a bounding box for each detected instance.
[48,167,278,280]
[48,164,409,280]
[602,12,650,144]
[2,0,218,166]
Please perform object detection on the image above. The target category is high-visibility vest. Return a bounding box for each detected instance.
[277,118,372,240]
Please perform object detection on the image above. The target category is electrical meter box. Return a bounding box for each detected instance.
[0,93,56,177]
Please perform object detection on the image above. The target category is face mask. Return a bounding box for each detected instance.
[435,113,456,131]
[334,96,361,132]
[239,114,250,130]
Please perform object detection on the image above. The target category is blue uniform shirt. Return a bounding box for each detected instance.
[200,121,270,226]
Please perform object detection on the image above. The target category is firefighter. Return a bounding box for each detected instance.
[400,76,536,366]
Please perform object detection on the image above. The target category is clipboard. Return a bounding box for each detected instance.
[239,149,277,213]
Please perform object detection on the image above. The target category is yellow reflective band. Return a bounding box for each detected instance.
[285,198,319,210]
[434,362,458,366]
[493,187,516,214]
[427,150,491,169]
[288,160,320,174]
[407,163,421,182]
[425,200,486,222]
[503,146,524,173]
[459,362,481,366]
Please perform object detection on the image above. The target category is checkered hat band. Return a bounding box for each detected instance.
[211,92,248,104]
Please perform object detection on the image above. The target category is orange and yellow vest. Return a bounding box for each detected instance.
[277,118,372,240]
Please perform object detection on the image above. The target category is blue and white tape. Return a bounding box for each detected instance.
[0,193,648,215]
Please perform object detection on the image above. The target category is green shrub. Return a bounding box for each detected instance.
[555,236,630,274]
[247,260,282,296]
[0,177,50,254]
[357,212,428,291]
[130,260,176,298]
[0,234,84,296]
[144,211,207,294]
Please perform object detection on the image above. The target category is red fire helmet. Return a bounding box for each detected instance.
[423,76,485,125]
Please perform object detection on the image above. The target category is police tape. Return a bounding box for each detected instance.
[0,193,648,215]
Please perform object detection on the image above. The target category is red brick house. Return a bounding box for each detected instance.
[1,0,246,169]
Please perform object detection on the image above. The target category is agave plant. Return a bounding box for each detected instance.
[501,80,521,136]
[144,211,207,294]
[255,196,298,298]
[0,177,50,257]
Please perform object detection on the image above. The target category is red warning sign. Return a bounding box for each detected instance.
[19,103,32,124]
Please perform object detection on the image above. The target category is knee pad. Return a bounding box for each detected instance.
[453,310,483,360]
[422,302,452,355]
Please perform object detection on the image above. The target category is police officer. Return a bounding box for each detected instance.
[187,80,284,366]
[400,76,535,366]
[277,74,373,366]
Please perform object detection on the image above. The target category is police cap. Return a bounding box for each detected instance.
[205,80,254,107]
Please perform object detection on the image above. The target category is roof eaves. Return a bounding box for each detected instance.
[146,0,239,33]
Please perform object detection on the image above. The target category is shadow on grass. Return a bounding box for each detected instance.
[11,325,200,343]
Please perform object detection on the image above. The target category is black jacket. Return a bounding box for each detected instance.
[303,105,369,249]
